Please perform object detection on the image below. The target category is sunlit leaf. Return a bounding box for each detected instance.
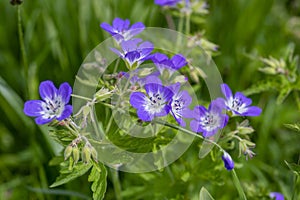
[88,162,107,200]
[50,162,92,188]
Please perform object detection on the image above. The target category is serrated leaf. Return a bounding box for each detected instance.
[276,87,291,104]
[285,160,300,176]
[50,162,92,187]
[243,79,279,96]
[88,163,107,200]
[199,187,215,200]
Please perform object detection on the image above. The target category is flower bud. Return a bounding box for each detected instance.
[64,145,73,160]
[222,151,234,171]
[72,147,80,164]
[90,146,98,162]
[94,88,113,102]
[82,145,91,164]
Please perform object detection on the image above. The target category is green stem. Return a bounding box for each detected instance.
[185,13,190,35]
[71,94,93,101]
[110,168,123,200]
[18,5,29,98]
[153,119,223,151]
[232,169,247,200]
[175,13,184,51]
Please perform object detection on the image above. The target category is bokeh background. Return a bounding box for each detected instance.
[1,0,300,199]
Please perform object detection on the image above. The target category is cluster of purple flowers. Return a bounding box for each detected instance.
[23,17,263,173]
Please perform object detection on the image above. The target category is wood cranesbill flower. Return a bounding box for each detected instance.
[111,38,154,69]
[221,151,234,171]
[269,192,284,200]
[151,52,187,75]
[168,83,193,127]
[154,0,182,7]
[190,99,228,137]
[130,83,174,121]
[24,80,72,125]
[100,18,145,43]
[221,83,262,117]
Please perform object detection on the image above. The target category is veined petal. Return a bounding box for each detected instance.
[192,105,207,119]
[35,115,54,125]
[100,23,115,35]
[39,80,57,101]
[242,106,262,116]
[130,92,146,109]
[151,52,168,63]
[130,22,145,30]
[171,54,187,70]
[155,104,171,117]
[221,83,233,100]
[113,18,125,31]
[24,100,44,117]
[203,129,218,137]
[168,82,181,94]
[57,105,73,121]
[137,107,153,121]
[235,92,252,106]
[58,82,72,104]
[190,119,200,132]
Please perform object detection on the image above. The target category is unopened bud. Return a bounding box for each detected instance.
[72,147,80,164]
[82,145,91,164]
[90,147,98,162]
[64,145,73,160]
[222,151,234,171]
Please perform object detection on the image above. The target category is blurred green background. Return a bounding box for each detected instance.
[1,0,300,199]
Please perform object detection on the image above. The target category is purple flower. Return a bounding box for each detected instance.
[130,83,174,121]
[221,83,262,117]
[24,81,72,125]
[168,83,193,127]
[269,192,284,200]
[151,53,187,75]
[154,0,182,7]
[190,99,228,137]
[222,151,234,171]
[112,38,153,69]
[100,18,145,43]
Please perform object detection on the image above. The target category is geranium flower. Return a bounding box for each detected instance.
[100,18,145,43]
[130,83,174,121]
[269,192,284,200]
[221,83,262,116]
[112,38,153,69]
[222,151,234,171]
[154,0,182,7]
[151,52,187,75]
[24,80,72,125]
[168,83,193,127]
[190,99,228,137]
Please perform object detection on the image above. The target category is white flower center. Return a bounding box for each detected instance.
[200,113,220,131]
[144,92,165,114]
[41,96,65,119]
